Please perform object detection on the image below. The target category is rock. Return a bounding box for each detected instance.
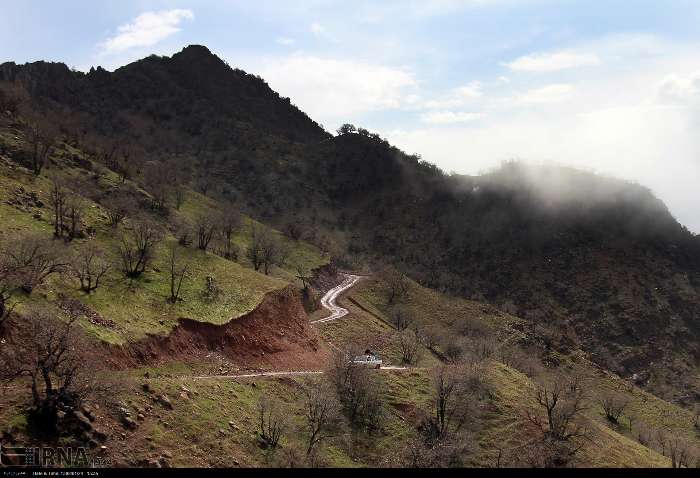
[158,457,171,468]
[100,446,108,452]
[142,383,154,394]
[162,451,173,459]
[251,382,257,388]
[137,413,145,421]
[179,391,189,400]
[144,371,150,379]
[74,411,93,431]
[121,416,138,430]
[218,429,226,436]
[157,394,173,409]
[180,385,190,393]
[81,405,95,422]
[118,407,131,417]
[120,433,127,440]
[92,428,108,442]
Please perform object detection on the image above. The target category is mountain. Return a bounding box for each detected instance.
[1,45,698,404]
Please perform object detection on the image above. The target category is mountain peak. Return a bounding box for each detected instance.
[177,44,214,58]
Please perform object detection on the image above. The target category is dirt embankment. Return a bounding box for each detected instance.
[104,286,329,370]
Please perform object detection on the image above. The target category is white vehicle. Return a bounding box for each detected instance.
[351,353,382,369]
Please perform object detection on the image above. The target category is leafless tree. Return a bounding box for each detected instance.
[143,161,171,211]
[303,381,340,456]
[174,184,186,210]
[295,264,312,292]
[668,437,692,468]
[391,306,414,331]
[24,116,57,175]
[217,208,241,260]
[103,194,136,228]
[118,219,162,278]
[599,391,629,424]
[382,266,410,304]
[429,365,468,440]
[63,195,85,240]
[4,233,66,293]
[167,243,189,303]
[49,177,67,238]
[526,375,587,441]
[419,326,442,352]
[195,213,217,252]
[257,397,287,449]
[0,307,95,430]
[330,350,384,433]
[0,252,21,326]
[398,328,422,365]
[248,225,288,275]
[69,244,110,293]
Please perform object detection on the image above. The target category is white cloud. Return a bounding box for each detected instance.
[250,54,416,124]
[512,83,574,104]
[276,37,295,46]
[98,9,194,55]
[311,22,326,35]
[657,72,700,103]
[504,50,601,73]
[455,81,483,98]
[421,111,481,124]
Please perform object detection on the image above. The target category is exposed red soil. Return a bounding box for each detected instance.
[103,286,330,370]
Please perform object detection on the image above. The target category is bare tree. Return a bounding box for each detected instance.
[526,375,587,441]
[69,244,110,293]
[143,161,172,211]
[668,437,692,468]
[49,177,67,238]
[398,328,422,365]
[248,225,288,275]
[217,208,241,260]
[429,365,468,440]
[118,219,162,278]
[24,116,57,175]
[382,266,410,304]
[257,397,287,449]
[303,381,340,457]
[0,252,21,326]
[599,391,629,424]
[295,264,313,293]
[391,306,414,331]
[103,194,137,228]
[63,194,85,240]
[0,307,95,431]
[330,350,384,433]
[167,243,189,303]
[5,233,66,293]
[195,213,217,252]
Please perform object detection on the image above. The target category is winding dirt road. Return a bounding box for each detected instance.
[311,274,361,325]
[191,273,409,379]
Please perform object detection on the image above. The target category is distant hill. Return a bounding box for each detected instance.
[1,46,698,404]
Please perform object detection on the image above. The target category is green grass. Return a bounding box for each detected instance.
[0,146,327,344]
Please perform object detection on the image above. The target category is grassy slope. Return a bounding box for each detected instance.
[0,137,327,344]
[349,275,698,467]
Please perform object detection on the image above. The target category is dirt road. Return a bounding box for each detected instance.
[311,274,361,325]
[190,274,412,379]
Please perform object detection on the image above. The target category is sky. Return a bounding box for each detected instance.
[1,0,699,232]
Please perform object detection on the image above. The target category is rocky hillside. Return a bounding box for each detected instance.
[1,46,698,405]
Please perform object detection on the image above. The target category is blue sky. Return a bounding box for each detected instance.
[2,0,700,231]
